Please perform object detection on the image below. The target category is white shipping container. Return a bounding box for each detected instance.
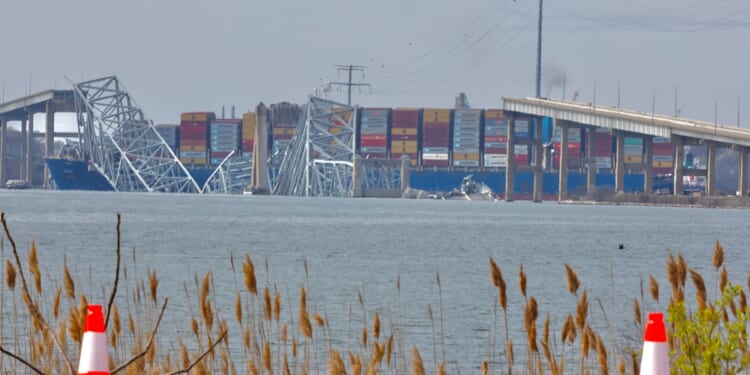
[422,153,450,161]
[453,159,480,167]
[595,156,612,168]
[514,144,529,155]
[484,153,507,167]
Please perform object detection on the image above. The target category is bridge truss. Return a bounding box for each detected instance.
[272,97,356,197]
[72,76,244,193]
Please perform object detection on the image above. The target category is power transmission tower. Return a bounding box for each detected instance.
[330,65,372,106]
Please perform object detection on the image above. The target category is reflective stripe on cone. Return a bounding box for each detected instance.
[640,312,669,375]
[78,304,109,375]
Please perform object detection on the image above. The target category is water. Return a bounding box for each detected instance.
[1,189,749,373]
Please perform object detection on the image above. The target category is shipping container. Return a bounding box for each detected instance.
[360,108,392,159]
[181,112,216,122]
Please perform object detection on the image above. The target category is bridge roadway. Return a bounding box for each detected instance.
[502,97,750,200]
[0,90,77,187]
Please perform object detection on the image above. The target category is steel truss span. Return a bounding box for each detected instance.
[72,76,202,193]
[273,96,356,197]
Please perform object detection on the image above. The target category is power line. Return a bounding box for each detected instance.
[330,65,371,106]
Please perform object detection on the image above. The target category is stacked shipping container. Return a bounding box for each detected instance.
[513,118,532,165]
[209,119,241,165]
[483,110,508,168]
[391,109,420,166]
[624,136,644,164]
[421,109,451,168]
[155,125,179,154]
[179,112,215,166]
[588,128,613,169]
[552,127,583,169]
[359,108,390,159]
[270,103,300,165]
[452,109,482,167]
[652,137,673,175]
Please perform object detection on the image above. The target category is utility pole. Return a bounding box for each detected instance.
[535,0,543,98]
[330,65,372,106]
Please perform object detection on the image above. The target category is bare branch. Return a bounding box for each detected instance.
[165,329,228,375]
[111,298,168,374]
[1,212,77,375]
[106,212,122,329]
[0,345,45,375]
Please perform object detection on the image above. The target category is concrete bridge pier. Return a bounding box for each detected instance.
[672,135,684,196]
[706,141,716,196]
[20,119,27,181]
[45,103,56,187]
[26,111,35,185]
[557,120,569,201]
[586,127,596,195]
[615,130,625,193]
[643,135,654,193]
[533,117,543,202]
[352,154,363,198]
[739,148,748,196]
[505,115,516,202]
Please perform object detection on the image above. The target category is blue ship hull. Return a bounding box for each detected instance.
[45,159,215,191]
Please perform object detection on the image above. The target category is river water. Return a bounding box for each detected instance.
[1,190,748,373]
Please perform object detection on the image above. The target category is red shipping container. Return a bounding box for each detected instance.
[392,122,419,129]
[422,160,450,167]
[361,134,387,141]
[485,147,507,153]
[393,109,421,123]
[391,135,418,141]
[360,139,388,147]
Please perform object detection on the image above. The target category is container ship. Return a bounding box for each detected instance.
[46,104,684,197]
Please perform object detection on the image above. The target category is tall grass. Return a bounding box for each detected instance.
[1,212,749,374]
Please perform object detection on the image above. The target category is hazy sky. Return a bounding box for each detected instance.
[2,0,749,130]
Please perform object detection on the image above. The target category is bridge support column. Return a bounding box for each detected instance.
[400,156,410,196]
[615,130,625,193]
[0,118,5,187]
[26,112,35,185]
[20,119,27,181]
[586,127,597,195]
[643,135,653,193]
[352,154,363,198]
[45,103,56,188]
[739,148,748,197]
[706,141,716,197]
[505,115,516,202]
[558,120,569,201]
[672,135,684,195]
[533,117,543,202]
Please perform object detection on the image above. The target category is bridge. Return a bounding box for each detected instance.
[502,97,750,200]
[0,90,78,187]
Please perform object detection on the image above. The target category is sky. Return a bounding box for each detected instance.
[1,0,750,131]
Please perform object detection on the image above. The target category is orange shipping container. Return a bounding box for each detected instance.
[391,128,418,135]
[181,112,216,122]
[422,108,451,123]
[453,153,480,160]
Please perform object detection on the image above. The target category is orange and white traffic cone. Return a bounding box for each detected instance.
[78,304,109,375]
[640,312,669,375]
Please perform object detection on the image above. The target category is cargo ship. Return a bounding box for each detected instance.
[46,105,683,197]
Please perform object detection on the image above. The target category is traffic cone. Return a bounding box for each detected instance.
[640,312,669,375]
[78,304,109,375]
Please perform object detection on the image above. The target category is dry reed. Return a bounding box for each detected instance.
[410,346,425,375]
[519,263,527,299]
[712,240,724,270]
[244,254,257,294]
[564,263,580,295]
[328,350,346,375]
[648,275,659,302]
[689,269,708,311]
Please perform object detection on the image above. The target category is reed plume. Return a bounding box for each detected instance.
[274,290,282,322]
[438,361,446,375]
[576,290,588,329]
[564,263,580,295]
[410,346,425,375]
[481,360,488,375]
[666,253,680,290]
[519,263,527,299]
[373,311,381,340]
[29,240,41,294]
[712,240,724,270]
[263,341,273,374]
[299,286,312,339]
[63,257,75,299]
[740,290,747,312]
[677,253,687,288]
[148,269,158,304]
[53,286,62,319]
[349,352,362,375]
[328,350,346,375]
[596,334,608,375]
[689,269,708,311]
[5,258,15,290]
[235,292,242,324]
[283,353,291,375]
[314,313,325,327]
[720,266,728,293]
[633,298,642,326]
[386,334,393,366]
[617,355,625,375]
[264,286,272,321]
[648,275,659,302]
[243,254,257,294]
[361,326,368,348]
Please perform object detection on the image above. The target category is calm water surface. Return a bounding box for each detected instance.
[1,190,748,372]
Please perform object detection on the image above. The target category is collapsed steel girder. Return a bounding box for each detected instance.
[73,76,202,193]
[272,96,356,197]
